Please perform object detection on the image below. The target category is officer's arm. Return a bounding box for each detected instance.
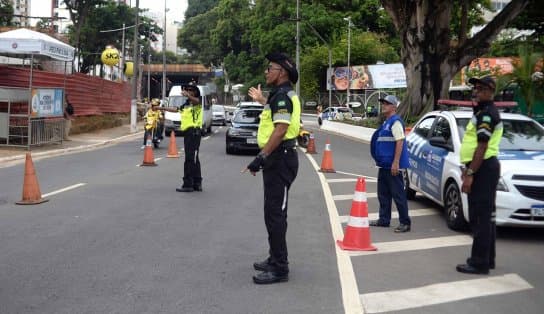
[469,142,488,173]
[261,123,289,156]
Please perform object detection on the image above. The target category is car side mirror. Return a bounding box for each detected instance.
[429,136,453,151]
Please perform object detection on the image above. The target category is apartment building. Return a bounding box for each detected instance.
[11,0,30,27]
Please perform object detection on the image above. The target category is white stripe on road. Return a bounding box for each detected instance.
[348,235,473,257]
[334,192,377,201]
[301,148,364,313]
[339,208,438,224]
[328,177,378,183]
[361,274,533,313]
[42,183,86,198]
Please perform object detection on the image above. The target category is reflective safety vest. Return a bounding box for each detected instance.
[144,110,162,130]
[257,89,301,148]
[180,104,203,131]
[370,114,409,168]
[460,115,502,163]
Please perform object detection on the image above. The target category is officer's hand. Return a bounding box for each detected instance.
[462,176,473,194]
[391,162,400,176]
[242,154,266,175]
[248,85,266,105]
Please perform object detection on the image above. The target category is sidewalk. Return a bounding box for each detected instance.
[0,122,144,164]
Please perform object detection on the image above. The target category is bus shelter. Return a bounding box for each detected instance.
[0,28,74,148]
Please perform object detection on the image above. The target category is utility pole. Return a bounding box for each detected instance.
[295,0,300,97]
[130,0,140,133]
[344,17,352,106]
[162,0,168,102]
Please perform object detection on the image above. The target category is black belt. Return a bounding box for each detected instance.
[279,139,296,149]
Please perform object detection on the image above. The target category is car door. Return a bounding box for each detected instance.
[424,116,453,200]
[406,115,436,198]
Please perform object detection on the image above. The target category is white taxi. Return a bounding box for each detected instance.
[405,101,544,230]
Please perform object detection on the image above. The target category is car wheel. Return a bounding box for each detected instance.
[403,171,416,200]
[444,181,469,231]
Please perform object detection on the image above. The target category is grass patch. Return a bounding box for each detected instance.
[71,113,130,135]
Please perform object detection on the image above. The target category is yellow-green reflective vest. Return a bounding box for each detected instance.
[144,110,162,130]
[180,104,203,131]
[460,116,502,163]
[257,90,301,148]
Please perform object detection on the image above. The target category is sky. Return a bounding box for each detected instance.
[30,0,188,25]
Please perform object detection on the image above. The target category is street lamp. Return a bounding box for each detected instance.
[162,1,170,102]
[343,17,352,106]
[130,0,140,133]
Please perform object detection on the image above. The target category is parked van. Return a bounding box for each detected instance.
[163,85,213,136]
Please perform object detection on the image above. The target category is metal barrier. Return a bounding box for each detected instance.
[30,118,64,146]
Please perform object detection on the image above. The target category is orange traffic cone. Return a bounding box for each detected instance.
[166,130,180,158]
[306,132,317,154]
[319,138,335,173]
[337,177,377,251]
[16,153,48,205]
[140,135,157,166]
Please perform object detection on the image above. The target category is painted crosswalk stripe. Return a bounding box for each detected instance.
[339,208,438,224]
[361,273,533,313]
[348,235,473,256]
[333,192,377,201]
[336,170,379,180]
[328,177,378,183]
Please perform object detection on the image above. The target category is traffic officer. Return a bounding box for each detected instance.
[245,52,300,284]
[161,84,204,192]
[456,76,502,275]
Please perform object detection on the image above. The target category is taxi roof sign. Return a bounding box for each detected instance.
[438,99,517,108]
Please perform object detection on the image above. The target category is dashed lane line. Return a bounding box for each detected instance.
[361,273,533,313]
[339,208,438,224]
[347,235,473,257]
[42,183,87,198]
[302,148,364,314]
[333,192,377,201]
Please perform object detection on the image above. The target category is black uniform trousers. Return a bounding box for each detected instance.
[182,127,202,188]
[262,144,298,273]
[467,156,500,269]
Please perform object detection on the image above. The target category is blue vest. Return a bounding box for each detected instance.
[371,115,409,169]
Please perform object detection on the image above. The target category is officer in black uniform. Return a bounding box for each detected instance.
[245,53,301,284]
[456,76,502,275]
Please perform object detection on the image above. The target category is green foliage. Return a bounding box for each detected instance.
[0,0,14,26]
[185,0,219,20]
[508,0,544,37]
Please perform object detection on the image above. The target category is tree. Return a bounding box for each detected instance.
[0,0,14,27]
[380,0,530,117]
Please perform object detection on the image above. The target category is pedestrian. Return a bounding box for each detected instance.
[161,85,203,192]
[63,94,75,141]
[369,95,412,233]
[141,99,161,149]
[245,52,301,284]
[456,76,502,275]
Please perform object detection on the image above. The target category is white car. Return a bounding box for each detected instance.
[405,107,544,230]
[212,104,227,126]
[317,107,353,125]
[164,85,213,136]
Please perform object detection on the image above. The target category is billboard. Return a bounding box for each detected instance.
[327,63,407,90]
[30,88,64,117]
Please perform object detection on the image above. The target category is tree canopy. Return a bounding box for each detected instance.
[0,0,14,27]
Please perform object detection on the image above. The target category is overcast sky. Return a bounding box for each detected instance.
[30,0,188,25]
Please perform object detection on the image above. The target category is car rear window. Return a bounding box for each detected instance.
[456,117,544,151]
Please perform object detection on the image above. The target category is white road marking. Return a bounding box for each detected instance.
[42,183,87,198]
[302,148,364,313]
[339,208,438,224]
[336,170,378,181]
[361,274,533,313]
[348,235,473,257]
[328,177,377,183]
[333,193,377,201]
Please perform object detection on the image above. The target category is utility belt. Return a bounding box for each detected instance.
[277,139,297,150]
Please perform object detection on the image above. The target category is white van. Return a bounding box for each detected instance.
[163,85,213,136]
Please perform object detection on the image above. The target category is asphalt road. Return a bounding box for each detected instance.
[0,117,543,314]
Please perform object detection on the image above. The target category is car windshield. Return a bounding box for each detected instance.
[457,117,544,151]
[212,105,224,112]
[233,109,261,124]
[168,96,188,107]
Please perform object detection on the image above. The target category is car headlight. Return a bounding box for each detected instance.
[228,128,240,136]
[496,177,509,192]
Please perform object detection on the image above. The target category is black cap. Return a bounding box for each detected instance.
[468,75,496,90]
[266,52,298,84]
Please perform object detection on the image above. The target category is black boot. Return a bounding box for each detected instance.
[176,186,194,192]
[253,258,273,272]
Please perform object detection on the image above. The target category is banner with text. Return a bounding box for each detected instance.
[31,88,64,117]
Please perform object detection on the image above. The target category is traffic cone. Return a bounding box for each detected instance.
[306,132,317,154]
[166,130,180,158]
[16,153,48,205]
[319,138,335,173]
[140,135,157,166]
[337,177,377,251]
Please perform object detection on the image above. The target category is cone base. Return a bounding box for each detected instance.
[337,239,377,251]
[16,198,49,205]
[319,168,336,173]
[140,162,158,167]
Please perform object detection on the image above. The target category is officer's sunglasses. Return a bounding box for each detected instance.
[472,85,490,92]
[266,65,283,72]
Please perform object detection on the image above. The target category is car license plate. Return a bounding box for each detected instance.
[531,205,544,217]
[247,138,257,144]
